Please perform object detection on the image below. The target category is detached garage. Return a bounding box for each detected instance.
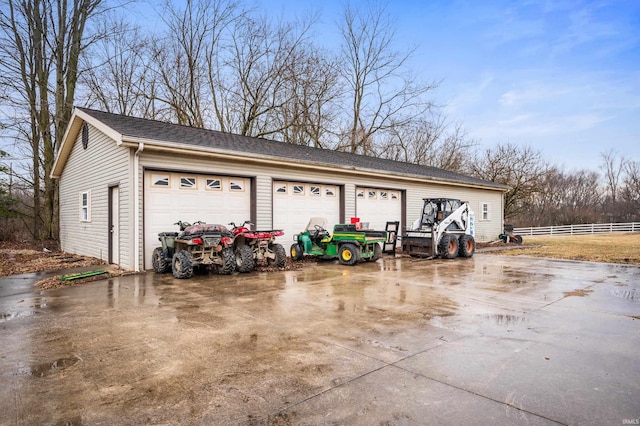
[51,108,508,271]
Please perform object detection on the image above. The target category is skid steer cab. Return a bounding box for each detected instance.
[290,217,387,266]
[402,198,476,259]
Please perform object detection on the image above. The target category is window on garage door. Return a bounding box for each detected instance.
[180,176,197,189]
[206,178,221,190]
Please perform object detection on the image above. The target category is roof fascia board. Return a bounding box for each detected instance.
[124,136,509,193]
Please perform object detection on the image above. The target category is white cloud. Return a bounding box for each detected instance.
[499,84,570,107]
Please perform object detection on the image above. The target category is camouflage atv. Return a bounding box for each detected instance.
[152,221,236,279]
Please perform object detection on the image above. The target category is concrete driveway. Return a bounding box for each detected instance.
[1,254,639,425]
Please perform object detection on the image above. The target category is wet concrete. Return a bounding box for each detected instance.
[0,255,638,425]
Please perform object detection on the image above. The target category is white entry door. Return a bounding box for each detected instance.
[110,186,119,264]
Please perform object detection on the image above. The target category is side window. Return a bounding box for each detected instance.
[380,191,388,200]
[310,186,320,196]
[482,202,489,220]
[80,191,91,222]
[356,190,364,198]
[368,190,377,199]
[325,186,336,197]
[293,185,304,195]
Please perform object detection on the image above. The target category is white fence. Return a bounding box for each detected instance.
[513,222,640,236]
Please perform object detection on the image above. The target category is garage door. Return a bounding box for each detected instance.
[355,187,402,239]
[273,181,341,250]
[144,171,251,269]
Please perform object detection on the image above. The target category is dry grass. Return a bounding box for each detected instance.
[493,233,640,266]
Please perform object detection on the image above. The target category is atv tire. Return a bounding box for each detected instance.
[172,250,194,279]
[152,247,170,273]
[439,234,459,259]
[338,243,359,266]
[290,243,303,261]
[235,244,255,273]
[267,243,286,268]
[458,234,475,258]
[216,247,236,275]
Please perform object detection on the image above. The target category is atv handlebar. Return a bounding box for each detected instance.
[228,220,254,229]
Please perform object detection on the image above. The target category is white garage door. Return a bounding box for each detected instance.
[273,181,341,250]
[355,187,402,236]
[144,171,251,269]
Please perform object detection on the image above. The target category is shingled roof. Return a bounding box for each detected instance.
[76,107,507,190]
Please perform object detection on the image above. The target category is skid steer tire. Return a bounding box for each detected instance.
[290,243,303,261]
[439,234,459,259]
[458,234,475,258]
[235,245,255,273]
[338,243,359,266]
[268,243,286,268]
[152,247,170,273]
[172,250,194,279]
[218,248,236,275]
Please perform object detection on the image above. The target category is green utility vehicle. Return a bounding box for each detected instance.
[290,217,387,265]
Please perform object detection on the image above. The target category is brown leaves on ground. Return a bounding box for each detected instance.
[0,241,135,289]
[0,241,104,278]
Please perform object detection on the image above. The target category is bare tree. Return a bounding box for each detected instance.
[223,14,316,138]
[380,115,475,172]
[0,0,105,239]
[80,17,154,117]
[556,170,603,224]
[600,149,627,221]
[146,0,240,127]
[620,160,640,221]
[337,1,437,155]
[273,46,342,148]
[470,143,549,221]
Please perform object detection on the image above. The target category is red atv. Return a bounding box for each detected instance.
[229,221,286,272]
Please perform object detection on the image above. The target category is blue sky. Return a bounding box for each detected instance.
[264,0,639,171]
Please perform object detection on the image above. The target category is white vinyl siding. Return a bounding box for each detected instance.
[59,124,131,268]
[255,175,273,230]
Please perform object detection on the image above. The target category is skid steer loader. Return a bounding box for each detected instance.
[402,198,475,259]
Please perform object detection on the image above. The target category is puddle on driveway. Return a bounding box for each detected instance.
[485,314,527,326]
[610,288,640,302]
[16,356,81,377]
